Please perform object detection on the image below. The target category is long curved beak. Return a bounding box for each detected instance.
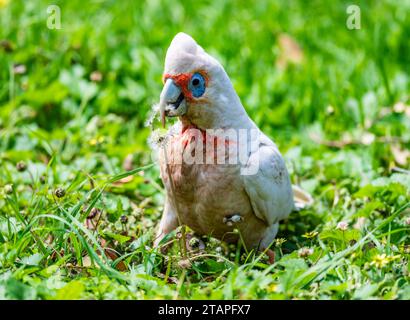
[159,78,186,128]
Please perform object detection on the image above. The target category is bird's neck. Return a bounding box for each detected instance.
[180,95,256,132]
[179,116,201,134]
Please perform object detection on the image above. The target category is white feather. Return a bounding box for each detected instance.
[241,133,294,225]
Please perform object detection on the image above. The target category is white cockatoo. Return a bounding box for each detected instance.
[154,33,312,262]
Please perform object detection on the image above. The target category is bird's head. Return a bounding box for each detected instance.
[159,33,247,130]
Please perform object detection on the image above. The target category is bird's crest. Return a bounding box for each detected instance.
[164,33,209,75]
[168,32,200,56]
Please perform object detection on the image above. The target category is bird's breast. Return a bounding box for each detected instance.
[159,129,267,247]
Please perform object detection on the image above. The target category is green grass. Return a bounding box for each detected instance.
[0,0,409,299]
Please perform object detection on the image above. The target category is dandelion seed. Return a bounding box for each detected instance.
[147,129,170,151]
[188,237,200,248]
[3,184,13,194]
[145,103,160,129]
[54,187,66,198]
[337,221,348,231]
[326,105,334,115]
[16,161,27,172]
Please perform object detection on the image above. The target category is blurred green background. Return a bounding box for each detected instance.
[0,0,409,299]
[1,1,409,149]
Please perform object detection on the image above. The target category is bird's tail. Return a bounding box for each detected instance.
[292,185,313,211]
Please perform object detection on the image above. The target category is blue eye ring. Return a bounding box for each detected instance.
[189,73,206,98]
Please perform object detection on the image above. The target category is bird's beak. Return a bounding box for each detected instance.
[159,78,187,127]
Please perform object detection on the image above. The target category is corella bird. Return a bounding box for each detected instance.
[154,33,312,262]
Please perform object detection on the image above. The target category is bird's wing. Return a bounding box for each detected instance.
[241,134,294,226]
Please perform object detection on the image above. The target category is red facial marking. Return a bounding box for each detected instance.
[163,73,193,100]
[163,71,209,102]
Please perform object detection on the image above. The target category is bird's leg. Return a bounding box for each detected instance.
[154,201,178,251]
[259,223,278,264]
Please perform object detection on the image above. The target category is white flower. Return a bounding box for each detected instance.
[337,221,348,231]
[298,247,313,258]
[13,64,26,75]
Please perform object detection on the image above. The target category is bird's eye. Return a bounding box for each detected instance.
[189,73,205,97]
